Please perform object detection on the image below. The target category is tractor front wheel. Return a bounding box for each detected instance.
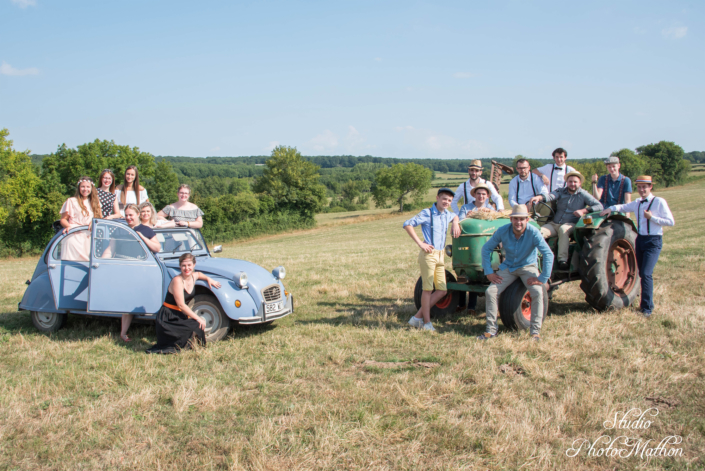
[498,279,549,331]
[579,220,640,311]
[413,270,460,318]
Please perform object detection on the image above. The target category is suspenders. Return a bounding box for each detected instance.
[427,206,447,249]
[515,175,538,203]
[549,167,556,192]
[600,174,626,205]
[464,182,468,205]
[637,197,658,235]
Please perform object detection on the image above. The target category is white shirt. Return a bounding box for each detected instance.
[610,194,674,236]
[451,178,504,213]
[536,163,576,192]
[508,174,548,207]
[115,188,149,216]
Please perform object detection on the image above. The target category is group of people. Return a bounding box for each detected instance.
[56,166,215,352]
[404,148,675,340]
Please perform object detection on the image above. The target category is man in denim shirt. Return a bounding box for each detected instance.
[479,204,554,341]
[529,172,603,270]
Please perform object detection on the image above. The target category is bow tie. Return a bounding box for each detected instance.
[554,166,564,170]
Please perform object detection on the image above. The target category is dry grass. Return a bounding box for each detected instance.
[1,180,704,470]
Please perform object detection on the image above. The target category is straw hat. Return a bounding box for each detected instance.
[509,204,530,218]
[470,183,491,198]
[635,175,653,184]
[564,171,584,184]
[468,160,483,170]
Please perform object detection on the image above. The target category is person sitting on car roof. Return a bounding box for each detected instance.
[157,184,204,229]
[529,172,603,271]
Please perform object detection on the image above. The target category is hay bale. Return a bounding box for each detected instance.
[467,208,512,220]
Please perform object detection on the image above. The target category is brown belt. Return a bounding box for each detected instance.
[163,302,181,311]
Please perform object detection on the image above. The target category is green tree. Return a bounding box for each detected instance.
[146,160,180,211]
[252,146,327,219]
[372,163,432,212]
[636,141,689,187]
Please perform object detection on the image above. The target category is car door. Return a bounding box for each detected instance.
[88,220,163,314]
[46,228,91,311]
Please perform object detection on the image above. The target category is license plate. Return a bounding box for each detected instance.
[265,301,283,313]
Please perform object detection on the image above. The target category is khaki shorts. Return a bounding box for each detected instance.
[418,249,447,291]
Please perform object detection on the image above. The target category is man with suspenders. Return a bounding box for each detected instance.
[404,188,461,331]
[508,159,548,208]
[600,176,675,317]
[532,147,576,192]
[591,156,632,209]
[451,160,504,214]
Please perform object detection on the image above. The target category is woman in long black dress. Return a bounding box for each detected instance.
[146,253,221,354]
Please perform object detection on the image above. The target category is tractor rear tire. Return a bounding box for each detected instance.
[498,279,548,331]
[413,270,460,318]
[579,220,640,311]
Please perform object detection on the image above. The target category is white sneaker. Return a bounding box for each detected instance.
[423,322,436,331]
[408,316,424,328]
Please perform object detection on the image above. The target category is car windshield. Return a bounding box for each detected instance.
[155,229,207,255]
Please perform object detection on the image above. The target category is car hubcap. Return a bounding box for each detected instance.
[35,312,59,329]
[194,304,220,335]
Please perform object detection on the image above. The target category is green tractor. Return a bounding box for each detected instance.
[413,204,640,330]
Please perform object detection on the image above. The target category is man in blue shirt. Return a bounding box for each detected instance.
[591,156,632,208]
[403,188,461,331]
[479,204,554,341]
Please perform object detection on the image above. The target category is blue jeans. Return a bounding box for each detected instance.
[635,235,662,313]
[458,292,477,310]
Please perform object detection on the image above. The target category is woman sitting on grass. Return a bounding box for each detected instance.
[157,184,204,229]
[146,253,221,354]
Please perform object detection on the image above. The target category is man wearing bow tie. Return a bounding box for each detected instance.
[532,148,576,192]
[600,176,674,317]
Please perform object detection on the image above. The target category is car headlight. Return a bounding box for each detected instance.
[445,245,452,257]
[272,266,286,280]
[236,271,248,288]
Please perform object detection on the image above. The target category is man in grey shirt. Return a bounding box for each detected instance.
[529,171,603,270]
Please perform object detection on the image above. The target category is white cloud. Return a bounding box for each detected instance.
[662,26,687,39]
[632,26,647,34]
[453,72,477,79]
[210,146,221,152]
[374,57,382,62]
[395,125,489,157]
[11,0,36,8]
[0,61,39,76]
[264,141,279,152]
[309,130,338,152]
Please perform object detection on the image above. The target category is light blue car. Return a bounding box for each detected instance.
[18,219,294,341]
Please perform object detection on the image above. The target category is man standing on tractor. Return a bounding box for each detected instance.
[451,160,504,214]
[532,148,576,192]
[456,183,497,316]
[529,172,603,271]
[478,204,554,341]
[600,176,674,317]
[591,156,632,209]
[508,159,548,209]
[404,188,461,331]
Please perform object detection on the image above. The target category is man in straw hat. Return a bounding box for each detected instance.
[600,175,674,317]
[591,156,632,208]
[479,204,554,341]
[404,188,461,331]
[533,147,577,192]
[451,160,504,215]
[529,171,603,271]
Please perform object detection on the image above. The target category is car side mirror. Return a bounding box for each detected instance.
[212,245,223,253]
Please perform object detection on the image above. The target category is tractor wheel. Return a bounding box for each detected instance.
[498,279,549,331]
[413,270,460,318]
[578,220,640,311]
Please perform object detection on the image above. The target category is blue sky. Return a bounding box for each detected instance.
[1,0,703,159]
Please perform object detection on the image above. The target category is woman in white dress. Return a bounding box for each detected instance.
[59,177,102,261]
[115,165,149,216]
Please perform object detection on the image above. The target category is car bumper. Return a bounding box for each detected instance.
[237,293,294,324]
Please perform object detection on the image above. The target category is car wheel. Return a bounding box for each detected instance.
[31,311,67,333]
[191,294,230,342]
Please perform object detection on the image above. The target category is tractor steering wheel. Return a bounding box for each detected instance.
[531,201,555,224]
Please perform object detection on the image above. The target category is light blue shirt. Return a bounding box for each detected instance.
[458,199,493,220]
[481,224,554,283]
[508,174,548,207]
[403,204,457,251]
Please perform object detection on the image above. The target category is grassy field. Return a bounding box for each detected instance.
[1,180,704,470]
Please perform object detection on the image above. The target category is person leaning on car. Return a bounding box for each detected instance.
[529,172,603,270]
